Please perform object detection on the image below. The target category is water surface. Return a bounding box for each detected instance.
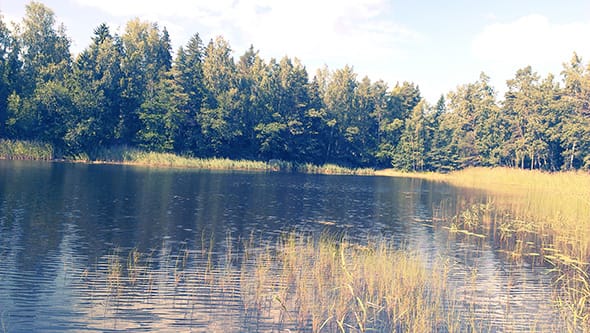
[0,160,558,332]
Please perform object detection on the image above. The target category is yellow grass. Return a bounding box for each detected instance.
[242,233,458,332]
[91,146,375,175]
[379,167,590,260]
[84,233,566,331]
[450,168,590,264]
[375,168,448,181]
[380,166,590,329]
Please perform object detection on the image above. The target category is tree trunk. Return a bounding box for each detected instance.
[570,141,576,169]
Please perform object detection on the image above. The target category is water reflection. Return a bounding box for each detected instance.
[0,160,561,331]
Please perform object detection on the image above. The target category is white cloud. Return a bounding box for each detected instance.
[72,0,420,74]
[472,14,590,85]
[71,0,227,19]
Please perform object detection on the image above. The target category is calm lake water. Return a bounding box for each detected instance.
[0,160,559,332]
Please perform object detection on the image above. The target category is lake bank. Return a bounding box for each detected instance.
[0,139,374,175]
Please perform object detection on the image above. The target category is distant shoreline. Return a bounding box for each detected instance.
[2,139,587,181]
[0,139,375,176]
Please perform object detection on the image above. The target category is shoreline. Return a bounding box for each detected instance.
[0,141,375,176]
[1,139,587,182]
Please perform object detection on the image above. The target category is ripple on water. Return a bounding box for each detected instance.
[0,161,571,332]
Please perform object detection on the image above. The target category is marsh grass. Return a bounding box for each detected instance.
[91,146,375,175]
[0,140,376,175]
[241,233,460,332]
[0,139,54,160]
[83,234,462,331]
[409,167,590,331]
[448,169,590,321]
[93,146,275,171]
[382,167,589,263]
[295,163,375,176]
[77,229,575,331]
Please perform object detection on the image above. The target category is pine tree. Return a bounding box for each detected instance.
[67,23,123,154]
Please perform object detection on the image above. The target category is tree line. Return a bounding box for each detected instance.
[1,2,589,171]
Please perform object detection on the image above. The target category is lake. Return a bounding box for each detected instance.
[0,160,560,332]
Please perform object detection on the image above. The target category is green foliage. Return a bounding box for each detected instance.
[443,73,504,169]
[392,100,426,171]
[137,71,187,152]
[174,33,206,154]
[4,1,72,145]
[560,53,590,170]
[0,15,12,133]
[198,36,241,157]
[66,23,123,154]
[119,19,172,145]
[2,1,590,172]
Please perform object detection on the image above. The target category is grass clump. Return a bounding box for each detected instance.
[93,146,275,171]
[85,233,463,332]
[242,233,457,332]
[296,163,375,176]
[0,139,54,160]
[416,167,590,331]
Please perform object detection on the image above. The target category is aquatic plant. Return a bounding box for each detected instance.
[424,167,590,331]
[295,163,375,176]
[241,233,458,332]
[79,232,566,332]
[0,139,54,160]
[91,146,377,175]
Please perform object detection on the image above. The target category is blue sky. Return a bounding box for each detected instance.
[2,0,590,102]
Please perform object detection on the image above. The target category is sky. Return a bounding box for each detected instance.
[2,0,590,103]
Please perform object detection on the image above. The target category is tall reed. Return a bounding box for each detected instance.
[83,235,459,331]
[92,146,375,175]
[93,146,275,171]
[82,232,567,331]
[240,233,459,332]
[424,167,590,331]
[296,163,375,176]
[0,139,54,160]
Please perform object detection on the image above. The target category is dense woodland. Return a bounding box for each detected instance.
[1,2,590,171]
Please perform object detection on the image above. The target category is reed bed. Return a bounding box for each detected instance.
[446,168,590,265]
[0,139,54,160]
[83,234,462,331]
[296,163,375,176]
[78,233,566,332]
[381,167,590,264]
[0,140,376,175]
[93,146,275,171]
[240,233,459,332]
[414,167,590,331]
[91,146,375,175]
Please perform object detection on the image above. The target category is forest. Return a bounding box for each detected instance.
[1,2,590,171]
